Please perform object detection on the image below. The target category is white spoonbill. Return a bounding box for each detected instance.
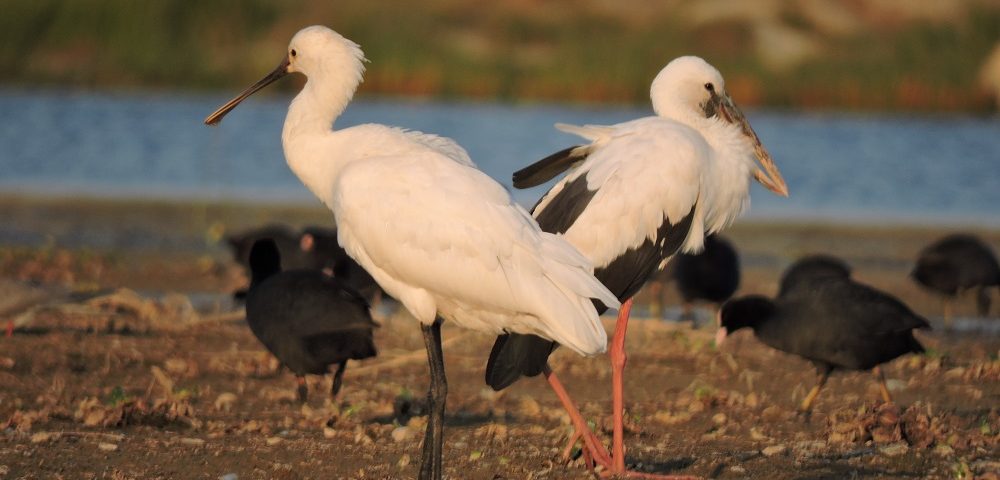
[485,56,788,477]
[203,26,618,479]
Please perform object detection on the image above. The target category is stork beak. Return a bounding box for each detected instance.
[712,93,789,197]
[204,57,291,126]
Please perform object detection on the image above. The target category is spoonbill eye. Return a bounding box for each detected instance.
[704,82,714,92]
[290,49,297,58]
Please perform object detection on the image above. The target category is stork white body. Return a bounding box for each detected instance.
[535,57,782,267]
[485,56,788,477]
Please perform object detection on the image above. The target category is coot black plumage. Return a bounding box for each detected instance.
[227,224,314,271]
[300,226,384,305]
[718,275,928,415]
[245,239,377,402]
[669,234,740,317]
[911,233,1000,318]
[778,254,852,298]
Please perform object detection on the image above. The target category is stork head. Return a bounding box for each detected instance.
[651,56,788,197]
[205,26,366,126]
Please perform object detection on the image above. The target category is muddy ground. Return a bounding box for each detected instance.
[0,196,998,479]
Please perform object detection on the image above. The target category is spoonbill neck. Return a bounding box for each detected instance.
[281,78,358,209]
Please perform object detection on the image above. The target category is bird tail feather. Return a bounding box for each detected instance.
[529,233,616,356]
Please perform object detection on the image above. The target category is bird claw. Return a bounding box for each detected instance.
[796,409,813,424]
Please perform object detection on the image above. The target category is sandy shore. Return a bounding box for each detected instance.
[1,194,999,479]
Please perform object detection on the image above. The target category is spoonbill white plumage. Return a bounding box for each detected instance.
[485,56,788,477]
[204,26,619,479]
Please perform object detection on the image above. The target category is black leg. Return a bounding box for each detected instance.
[419,318,446,480]
[331,360,348,399]
[976,286,992,317]
[296,375,308,404]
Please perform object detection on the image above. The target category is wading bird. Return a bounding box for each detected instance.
[204,26,618,479]
[245,239,377,402]
[911,233,1000,322]
[668,234,740,320]
[717,276,929,417]
[778,254,852,298]
[485,56,788,477]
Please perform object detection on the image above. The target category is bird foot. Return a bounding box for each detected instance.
[561,428,699,479]
[599,471,701,479]
[561,424,612,471]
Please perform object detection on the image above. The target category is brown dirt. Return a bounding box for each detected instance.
[1,196,999,479]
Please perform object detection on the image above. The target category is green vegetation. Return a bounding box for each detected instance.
[2,0,998,111]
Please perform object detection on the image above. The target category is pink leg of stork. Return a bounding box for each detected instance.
[610,298,632,473]
[606,298,700,479]
[543,364,612,470]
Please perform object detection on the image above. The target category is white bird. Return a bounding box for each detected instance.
[203,26,619,480]
[485,56,788,477]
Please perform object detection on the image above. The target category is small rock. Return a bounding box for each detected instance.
[30,432,59,443]
[179,437,205,447]
[164,358,190,375]
[323,426,337,439]
[943,367,966,380]
[265,436,282,446]
[933,445,954,457]
[750,427,770,441]
[219,474,238,480]
[0,357,14,370]
[397,454,411,468]
[730,465,746,474]
[214,393,237,412]
[879,442,909,457]
[469,450,483,461]
[711,413,727,425]
[98,442,118,452]
[391,426,412,443]
[761,405,784,421]
[761,444,787,457]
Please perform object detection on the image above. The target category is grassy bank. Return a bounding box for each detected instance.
[2,0,999,111]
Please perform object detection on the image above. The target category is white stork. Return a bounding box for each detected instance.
[204,26,619,480]
[485,56,789,477]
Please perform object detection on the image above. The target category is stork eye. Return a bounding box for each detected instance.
[704,82,714,92]
[290,49,297,58]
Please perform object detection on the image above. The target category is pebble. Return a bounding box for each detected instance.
[219,474,238,480]
[214,392,237,412]
[761,444,787,457]
[29,432,58,444]
[265,436,282,446]
[391,426,412,443]
[98,442,118,452]
[933,445,954,457]
[879,442,909,457]
[179,437,205,447]
[711,413,727,425]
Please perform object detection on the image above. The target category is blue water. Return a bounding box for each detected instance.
[1,89,998,225]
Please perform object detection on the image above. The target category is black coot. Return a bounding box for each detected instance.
[300,226,384,305]
[245,239,378,402]
[911,234,1000,319]
[778,254,852,298]
[669,234,740,318]
[718,275,928,415]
